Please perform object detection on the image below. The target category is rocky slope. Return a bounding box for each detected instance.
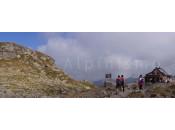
[0,42,94,97]
[1,42,174,98]
[127,83,175,98]
[76,81,175,98]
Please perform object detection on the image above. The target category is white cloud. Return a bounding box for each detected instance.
[38,33,175,81]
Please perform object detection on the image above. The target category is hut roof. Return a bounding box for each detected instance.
[158,68,169,75]
[146,67,170,76]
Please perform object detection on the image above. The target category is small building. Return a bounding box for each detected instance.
[145,67,171,83]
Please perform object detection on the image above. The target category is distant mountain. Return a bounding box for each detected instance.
[93,80,105,87]
[94,77,138,86]
[126,77,138,84]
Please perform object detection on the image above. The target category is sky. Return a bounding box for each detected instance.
[0,32,175,81]
[0,32,45,49]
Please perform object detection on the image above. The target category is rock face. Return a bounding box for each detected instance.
[0,42,94,98]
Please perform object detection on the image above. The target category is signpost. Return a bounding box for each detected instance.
[104,73,112,87]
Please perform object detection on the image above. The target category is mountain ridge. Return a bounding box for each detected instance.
[0,42,94,97]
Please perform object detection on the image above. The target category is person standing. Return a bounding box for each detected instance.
[116,75,121,89]
[138,75,144,90]
[120,75,125,92]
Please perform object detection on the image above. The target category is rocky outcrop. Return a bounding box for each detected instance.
[0,42,55,64]
[0,42,94,98]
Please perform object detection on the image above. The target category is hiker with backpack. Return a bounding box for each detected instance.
[116,75,121,89]
[120,75,125,92]
[138,75,144,90]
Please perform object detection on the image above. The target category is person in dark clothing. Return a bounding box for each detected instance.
[120,75,125,92]
[116,75,121,89]
[138,75,144,90]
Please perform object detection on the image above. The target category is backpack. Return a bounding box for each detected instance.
[116,78,121,84]
[120,77,124,85]
[139,78,144,85]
